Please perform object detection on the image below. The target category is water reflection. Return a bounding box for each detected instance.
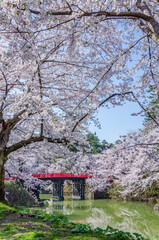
[45,199,92,216]
[43,199,159,239]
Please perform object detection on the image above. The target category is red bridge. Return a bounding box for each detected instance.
[32,173,92,179]
[5,173,92,181]
[5,173,93,201]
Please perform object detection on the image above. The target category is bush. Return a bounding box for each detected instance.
[107,186,124,199]
[136,181,159,202]
[5,182,36,206]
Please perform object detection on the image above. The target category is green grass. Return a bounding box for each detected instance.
[0,202,15,212]
[0,202,16,219]
[0,202,153,240]
[39,193,52,199]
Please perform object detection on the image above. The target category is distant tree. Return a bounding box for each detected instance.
[145,85,159,122]
[66,132,111,154]
[115,140,122,145]
[86,133,112,154]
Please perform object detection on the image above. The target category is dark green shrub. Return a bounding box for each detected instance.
[5,182,36,206]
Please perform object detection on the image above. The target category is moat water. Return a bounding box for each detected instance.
[43,199,159,239]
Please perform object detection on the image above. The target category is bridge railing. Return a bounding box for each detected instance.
[32,173,93,179]
[5,173,93,181]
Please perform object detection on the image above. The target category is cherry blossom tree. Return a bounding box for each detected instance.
[79,127,159,197]
[0,0,159,202]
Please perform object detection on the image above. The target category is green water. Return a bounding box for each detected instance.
[44,199,159,239]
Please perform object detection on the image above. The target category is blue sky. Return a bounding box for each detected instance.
[89,101,144,143]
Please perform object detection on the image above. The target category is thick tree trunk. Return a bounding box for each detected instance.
[0,152,7,202]
[0,117,10,202]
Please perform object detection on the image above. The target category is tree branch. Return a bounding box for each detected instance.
[131,92,159,126]
[147,36,158,86]
[1,8,158,44]
[72,35,147,114]
[13,2,150,21]
[6,109,27,132]
[72,91,132,132]
[117,142,159,153]
[6,136,69,155]
[136,0,159,44]
[37,65,43,137]
[72,90,159,132]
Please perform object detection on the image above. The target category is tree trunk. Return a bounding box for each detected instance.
[0,152,7,202]
[0,117,10,202]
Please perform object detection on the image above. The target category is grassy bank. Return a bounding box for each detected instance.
[107,182,159,203]
[0,202,153,240]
